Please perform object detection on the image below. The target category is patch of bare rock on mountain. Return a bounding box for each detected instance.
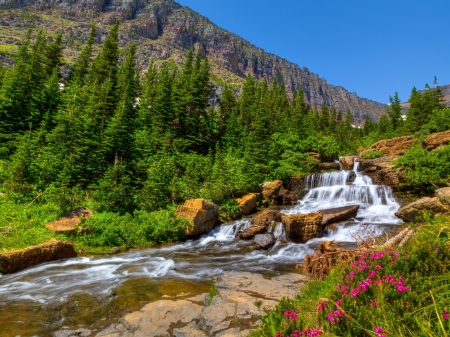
[93,271,308,337]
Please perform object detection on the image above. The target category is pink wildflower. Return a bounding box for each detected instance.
[370,301,378,307]
[315,301,327,311]
[435,246,440,252]
[444,310,449,320]
[335,299,343,306]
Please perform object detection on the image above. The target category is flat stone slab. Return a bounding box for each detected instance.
[320,205,359,226]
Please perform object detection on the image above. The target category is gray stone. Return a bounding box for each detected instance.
[52,329,92,337]
[254,233,276,249]
[320,205,359,227]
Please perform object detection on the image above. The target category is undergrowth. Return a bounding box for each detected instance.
[251,217,450,337]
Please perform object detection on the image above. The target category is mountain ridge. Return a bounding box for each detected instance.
[0,0,387,122]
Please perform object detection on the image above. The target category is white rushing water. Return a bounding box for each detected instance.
[0,157,402,305]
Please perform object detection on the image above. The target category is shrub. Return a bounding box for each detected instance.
[361,149,383,160]
[219,199,241,221]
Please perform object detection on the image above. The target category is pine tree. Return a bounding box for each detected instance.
[69,24,96,85]
[386,92,402,130]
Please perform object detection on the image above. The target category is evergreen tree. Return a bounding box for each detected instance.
[386,92,402,130]
[69,24,96,85]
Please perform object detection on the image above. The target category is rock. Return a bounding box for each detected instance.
[283,193,298,205]
[235,194,257,215]
[395,197,450,222]
[360,155,404,190]
[254,233,276,249]
[307,152,321,162]
[436,187,450,206]
[239,209,282,239]
[0,239,76,274]
[261,180,283,201]
[318,162,340,171]
[109,247,120,254]
[52,328,92,337]
[173,322,206,337]
[176,199,219,239]
[425,130,450,150]
[281,212,323,243]
[368,135,415,155]
[321,205,359,226]
[46,207,93,233]
[339,156,354,171]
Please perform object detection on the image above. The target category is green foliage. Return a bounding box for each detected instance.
[395,145,450,186]
[219,199,242,221]
[208,279,219,306]
[361,149,383,160]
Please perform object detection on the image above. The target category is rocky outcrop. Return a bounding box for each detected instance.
[281,212,323,243]
[425,130,450,151]
[339,156,354,171]
[176,199,219,238]
[436,187,450,206]
[395,197,449,222]
[254,233,276,250]
[46,207,93,233]
[318,162,340,171]
[261,180,283,202]
[96,271,307,337]
[239,209,281,239]
[359,155,405,190]
[235,194,257,215]
[367,135,415,156]
[0,0,387,122]
[321,205,359,227]
[0,239,76,274]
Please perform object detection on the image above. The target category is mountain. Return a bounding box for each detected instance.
[0,0,386,122]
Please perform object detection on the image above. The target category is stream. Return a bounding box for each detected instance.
[0,160,402,337]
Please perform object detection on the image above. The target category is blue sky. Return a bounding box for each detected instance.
[176,0,450,104]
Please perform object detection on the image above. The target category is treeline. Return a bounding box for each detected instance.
[0,22,448,216]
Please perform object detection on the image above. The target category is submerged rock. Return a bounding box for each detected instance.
[281,212,323,243]
[254,233,276,249]
[235,194,257,215]
[0,239,76,274]
[395,197,449,222]
[321,205,359,227]
[239,209,281,239]
[176,199,219,239]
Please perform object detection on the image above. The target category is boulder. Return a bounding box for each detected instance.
[360,155,405,190]
[368,135,414,156]
[318,162,340,171]
[320,205,359,226]
[261,180,283,201]
[235,194,257,215]
[283,193,299,205]
[395,197,450,222]
[287,175,309,200]
[0,239,77,274]
[281,212,323,243]
[176,199,219,239]
[254,233,276,249]
[339,156,354,171]
[239,209,281,239]
[46,207,93,233]
[436,187,450,206]
[425,130,450,151]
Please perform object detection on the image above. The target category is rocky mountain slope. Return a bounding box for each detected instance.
[0,0,386,122]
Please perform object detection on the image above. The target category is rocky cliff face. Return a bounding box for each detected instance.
[0,0,386,122]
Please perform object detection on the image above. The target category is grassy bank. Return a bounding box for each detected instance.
[251,217,450,337]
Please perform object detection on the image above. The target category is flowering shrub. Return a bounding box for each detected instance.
[250,221,450,337]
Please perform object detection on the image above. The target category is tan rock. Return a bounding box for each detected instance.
[235,194,257,215]
[321,205,359,226]
[281,212,323,243]
[176,199,219,239]
[318,162,340,171]
[360,155,403,189]
[425,130,450,151]
[261,180,283,200]
[46,207,93,233]
[436,187,450,206]
[0,239,76,274]
[339,156,355,171]
[369,135,415,155]
[395,197,450,222]
[239,209,281,239]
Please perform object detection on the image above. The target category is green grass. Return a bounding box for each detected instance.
[250,219,450,337]
[0,44,17,55]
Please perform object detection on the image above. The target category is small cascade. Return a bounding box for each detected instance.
[284,157,402,224]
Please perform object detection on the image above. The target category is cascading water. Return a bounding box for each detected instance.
[0,157,403,336]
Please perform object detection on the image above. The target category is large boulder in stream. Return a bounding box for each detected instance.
[321,205,360,227]
[235,194,257,215]
[395,197,450,222]
[339,156,355,171]
[261,180,283,201]
[239,209,282,239]
[0,239,76,274]
[176,199,219,239]
[281,212,323,243]
[254,233,276,249]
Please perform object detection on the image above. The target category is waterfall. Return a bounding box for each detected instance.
[283,157,402,224]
